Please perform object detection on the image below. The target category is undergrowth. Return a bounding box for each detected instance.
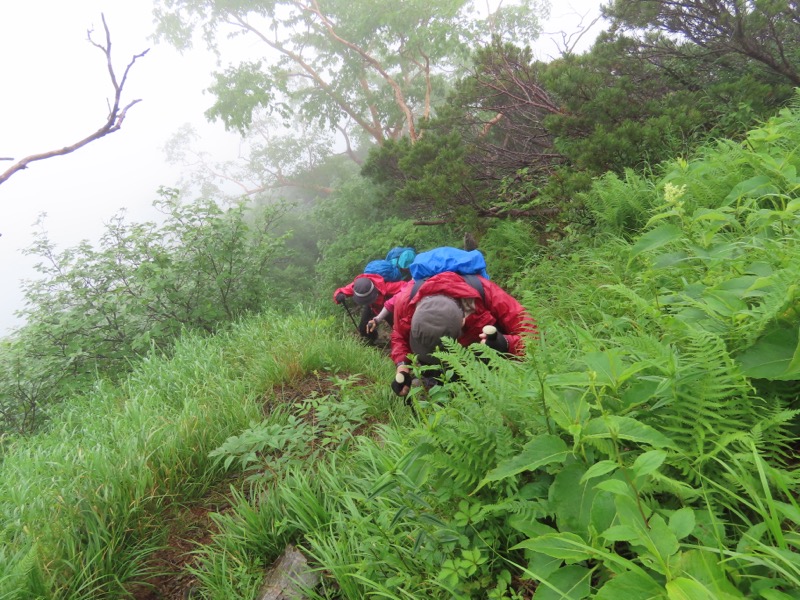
[3,99,800,600]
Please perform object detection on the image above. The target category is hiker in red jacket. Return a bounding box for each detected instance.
[334,274,407,342]
[365,279,414,336]
[390,271,537,396]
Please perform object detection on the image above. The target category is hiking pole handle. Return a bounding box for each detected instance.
[392,370,413,396]
[482,324,509,352]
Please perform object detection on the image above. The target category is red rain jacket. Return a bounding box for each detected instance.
[390,271,537,364]
[333,274,407,315]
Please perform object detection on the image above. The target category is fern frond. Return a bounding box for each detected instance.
[641,329,762,480]
[602,284,662,324]
[613,331,677,367]
[423,409,517,493]
[435,339,550,434]
[479,497,551,523]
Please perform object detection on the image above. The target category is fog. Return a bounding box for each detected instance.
[0,0,603,336]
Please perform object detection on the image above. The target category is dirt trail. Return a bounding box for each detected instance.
[127,373,358,599]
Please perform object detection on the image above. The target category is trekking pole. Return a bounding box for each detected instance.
[340,299,360,333]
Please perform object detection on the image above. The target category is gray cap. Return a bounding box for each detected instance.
[353,277,378,305]
[410,295,464,364]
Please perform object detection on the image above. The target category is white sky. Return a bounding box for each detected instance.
[0,1,606,336]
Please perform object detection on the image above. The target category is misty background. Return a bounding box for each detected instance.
[0,0,602,335]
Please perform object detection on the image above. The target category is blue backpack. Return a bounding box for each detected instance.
[363,259,403,282]
[385,246,416,270]
[408,247,490,301]
[408,247,490,280]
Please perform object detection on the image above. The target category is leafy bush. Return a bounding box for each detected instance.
[0,189,291,433]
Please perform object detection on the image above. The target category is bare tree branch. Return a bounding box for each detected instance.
[0,14,148,187]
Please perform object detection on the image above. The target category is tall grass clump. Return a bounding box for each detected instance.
[0,309,385,599]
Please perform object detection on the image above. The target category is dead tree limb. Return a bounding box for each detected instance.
[0,14,148,187]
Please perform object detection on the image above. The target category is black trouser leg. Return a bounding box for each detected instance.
[358,305,378,342]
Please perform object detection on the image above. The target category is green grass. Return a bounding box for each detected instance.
[0,309,390,599]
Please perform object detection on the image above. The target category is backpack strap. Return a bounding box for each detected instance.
[409,273,485,303]
[461,273,485,303]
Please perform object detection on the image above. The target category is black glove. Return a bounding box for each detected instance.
[335,292,347,304]
[485,329,509,353]
[391,370,413,396]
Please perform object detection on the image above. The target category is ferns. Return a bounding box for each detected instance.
[639,331,761,474]
[0,542,46,600]
[583,169,657,236]
[422,414,516,492]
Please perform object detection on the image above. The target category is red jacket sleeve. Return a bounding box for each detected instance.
[390,287,414,364]
[333,280,357,303]
[482,280,537,357]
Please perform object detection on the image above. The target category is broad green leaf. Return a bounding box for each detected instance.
[514,532,593,562]
[724,175,776,204]
[590,489,617,534]
[551,463,600,536]
[715,275,760,294]
[583,349,641,388]
[595,570,666,600]
[701,290,748,317]
[666,577,716,600]
[736,326,800,380]
[611,497,679,571]
[546,385,591,431]
[620,378,662,410]
[526,551,563,579]
[649,515,680,564]
[652,250,690,269]
[693,241,739,261]
[629,224,683,263]
[784,531,800,550]
[478,434,570,489]
[786,197,800,214]
[580,460,618,483]
[775,501,800,526]
[692,208,735,224]
[595,479,633,497]
[533,565,592,600]
[602,525,639,543]
[759,589,799,600]
[509,517,557,539]
[546,372,592,386]
[583,416,678,449]
[633,450,667,478]
[675,550,744,599]
[668,508,696,540]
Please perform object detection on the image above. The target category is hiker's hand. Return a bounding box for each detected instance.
[480,325,509,353]
[335,292,347,304]
[391,366,412,397]
[366,319,378,333]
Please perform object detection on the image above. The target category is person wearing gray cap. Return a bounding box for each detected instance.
[333,274,407,341]
[389,271,537,396]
